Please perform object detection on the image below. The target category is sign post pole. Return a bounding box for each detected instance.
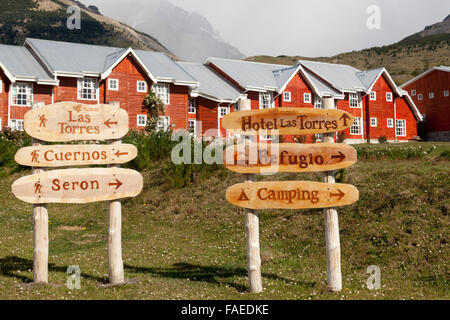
[244,173,262,293]
[107,138,125,285]
[322,97,342,291]
[31,102,49,284]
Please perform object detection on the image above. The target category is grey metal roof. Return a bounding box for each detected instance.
[206,57,286,90]
[26,38,123,75]
[177,62,241,101]
[302,67,343,98]
[0,44,55,83]
[134,50,197,84]
[299,60,366,91]
[356,68,384,90]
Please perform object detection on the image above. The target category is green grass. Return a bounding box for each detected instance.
[0,146,448,299]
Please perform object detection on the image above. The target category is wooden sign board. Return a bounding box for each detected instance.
[226,181,359,209]
[15,144,138,167]
[221,107,354,135]
[224,143,357,173]
[24,102,129,142]
[12,168,143,204]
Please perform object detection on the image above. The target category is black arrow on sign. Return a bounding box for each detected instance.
[331,151,345,162]
[109,178,123,190]
[330,189,345,201]
[339,113,352,126]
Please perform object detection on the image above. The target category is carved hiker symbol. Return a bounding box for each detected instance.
[31,150,39,163]
[34,180,42,194]
[39,115,48,127]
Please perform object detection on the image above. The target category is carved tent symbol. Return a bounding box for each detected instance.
[238,189,250,201]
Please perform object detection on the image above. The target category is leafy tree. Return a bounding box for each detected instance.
[142,90,165,132]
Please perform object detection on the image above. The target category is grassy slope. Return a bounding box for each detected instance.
[0,142,448,299]
[246,34,450,85]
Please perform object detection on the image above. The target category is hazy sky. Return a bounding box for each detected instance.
[87,0,449,57]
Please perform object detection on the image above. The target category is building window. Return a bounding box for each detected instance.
[350,117,361,135]
[77,78,97,100]
[108,79,119,91]
[283,91,291,102]
[396,119,406,137]
[386,92,393,102]
[429,92,434,99]
[137,81,147,93]
[10,119,24,131]
[154,83,169,104]
[411,90,416,96]
[370,117,377,127]
[315,133,323,141]
[370,91,376,101]
[188,119,196,134]
[314,96,322,109]
[417,94,423,100]
[444,90,449,97]
[137,114,147,127]
[303,93,311,103]
[387,118,393,128]
[349,93,361,108]
[219,106,229,118]
[157,116,170,131]
[259,92,273,109]
[188,98,196,114]
[11,82,33,106]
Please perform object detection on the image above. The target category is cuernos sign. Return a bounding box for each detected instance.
[24,102,129,142]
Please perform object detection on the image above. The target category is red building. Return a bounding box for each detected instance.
[206,58,422,143]
[400,66,450,141]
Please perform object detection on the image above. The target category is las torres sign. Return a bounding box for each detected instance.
[221,107,354,135]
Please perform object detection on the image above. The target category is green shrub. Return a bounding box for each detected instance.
[378,136,387,143]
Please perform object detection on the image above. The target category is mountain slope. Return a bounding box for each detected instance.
[92,0,244,63]
[0,0,174,56]
[246,15,450,85]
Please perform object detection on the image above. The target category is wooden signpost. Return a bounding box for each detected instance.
[226,181,359,210]
[24,102,129,142]
[222,100,359,293]
[221,107,354,135]
[224,142,357,173]
[12,102,143,285]
[15,144,138,167]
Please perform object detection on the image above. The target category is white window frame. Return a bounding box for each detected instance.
[314,133,323,142]
[188,98,196,114]
[411,90,416,96]
[303,93,311,104]
[386,92,393,102]
[9,119,24,131]
[417,94,423,100]
[370,117,377,127]
[370,91,376,101]
[444,90,449,97]
[188,119,196,135]
[108,78,119,91]
[153,83,169,104]
[77,78,98,101]
[11,82,33,106]
[137,81,147,93]
[157,116,170,131]
[396,119,406,137]
[387,118,393,128]
[137,114,147,127]
[429,92,434,99]
[259,92,274,109]
[350,117,361,135]
[314,96,322,109]
[283,91,291,102]
[349,93,361,108]
[219,106,229,118]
